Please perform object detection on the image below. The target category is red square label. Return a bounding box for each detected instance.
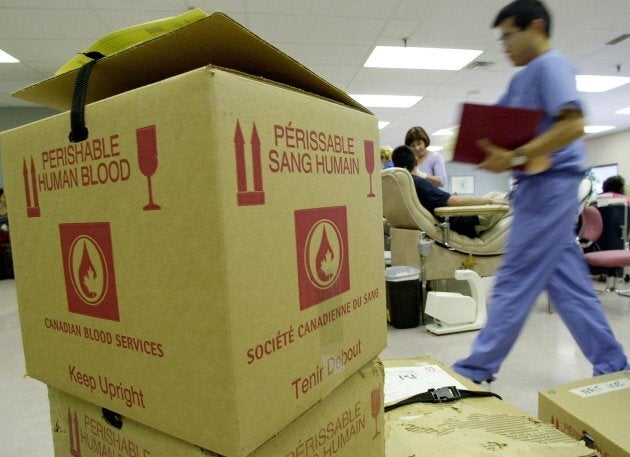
[59,222,119,321]
[295,206,350,310]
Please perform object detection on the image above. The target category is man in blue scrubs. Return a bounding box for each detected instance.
[453,0,628,383]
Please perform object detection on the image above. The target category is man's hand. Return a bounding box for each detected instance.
[477,138,513,172]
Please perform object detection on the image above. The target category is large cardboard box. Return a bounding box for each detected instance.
[383,357,597,457]
[49,358,385,457]
[539,371,630,457]
[0,13,386,457]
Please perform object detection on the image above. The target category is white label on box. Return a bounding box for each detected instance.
[384,365,467,406]
[568,377,630,398]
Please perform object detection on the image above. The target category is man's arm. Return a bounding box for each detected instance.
[447,195,508,206]
[478,107,584,173]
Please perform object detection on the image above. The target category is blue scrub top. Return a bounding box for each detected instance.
[497,49,586,175]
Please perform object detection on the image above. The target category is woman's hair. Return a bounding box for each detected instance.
[493,0,551,37]
[404,126,430,148]
[602,175,626,194]
[391,145,416,172]
[380,145,393,161]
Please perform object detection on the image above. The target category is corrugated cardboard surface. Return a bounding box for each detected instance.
[383,357,597,457]
[1,63,385,456]
[49,358,385,457]
[539,371,630,457]
[11,12,368,115]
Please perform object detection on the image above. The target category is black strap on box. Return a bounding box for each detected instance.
[68,51,105,143]
[384,386,503,412]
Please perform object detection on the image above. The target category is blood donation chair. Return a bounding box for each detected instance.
[381,167,511,334]
[579,203,630,296]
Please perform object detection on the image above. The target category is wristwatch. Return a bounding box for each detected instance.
[511,148,527,167]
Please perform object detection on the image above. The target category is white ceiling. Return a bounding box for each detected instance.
[1,0,630,149]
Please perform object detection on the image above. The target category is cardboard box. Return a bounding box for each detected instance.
[383,357,597,457]
[0,12,386,456]
[539,371,630,457]
[49,358,385,457]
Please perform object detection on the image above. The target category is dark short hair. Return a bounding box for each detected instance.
[493,0,551,36]
[602,175,625,194]
[391,145,416,172]
[404,126,430,148]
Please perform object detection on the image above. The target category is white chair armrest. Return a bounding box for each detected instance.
[594,197,627,207]
[434,204,509,218]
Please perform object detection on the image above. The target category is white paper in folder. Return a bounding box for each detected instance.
[384,365,467,407]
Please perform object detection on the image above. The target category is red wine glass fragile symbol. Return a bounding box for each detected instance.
[371,387,381,437]
[364,141,376,198]
[136,125,161,211]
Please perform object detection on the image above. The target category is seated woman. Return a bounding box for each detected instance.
[391,145,507,238]
[405,126,447,188]
[600,175,630,206]
[380,145,394,169]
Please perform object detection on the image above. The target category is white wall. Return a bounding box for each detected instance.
[445,161,511,195]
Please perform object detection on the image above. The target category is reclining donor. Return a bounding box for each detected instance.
[391,145,508,238]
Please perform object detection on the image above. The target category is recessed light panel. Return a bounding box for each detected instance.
[576,75,630,92]
[350,94,422,108]
[0,49,19,63]
[365,46,483,70]
[615,107,630,114]
[433,127,457,136]
[584,125,614,134]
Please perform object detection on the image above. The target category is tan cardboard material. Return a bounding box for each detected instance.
[0,13,385,457]
[11,12,368,114]
[383,357,597,457]
[538,371,630,457]
[49,358,385,457]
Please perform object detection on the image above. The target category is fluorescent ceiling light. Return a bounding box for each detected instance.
[576,75,630,92]
[615,106,630,114]
[365,46,482,70]
[433,127,457,136]
[584,125,614,134]
[378,121,390,129]
[0,49,19,63]
[350,94,422,108]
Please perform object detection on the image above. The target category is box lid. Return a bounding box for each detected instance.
[384,357,597,457]
[12,11,370,115]
[539,371,630,450]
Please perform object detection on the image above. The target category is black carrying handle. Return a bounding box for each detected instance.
[384,386,503,412]
[68,51,105,143]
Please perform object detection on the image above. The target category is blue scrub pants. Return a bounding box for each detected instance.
[453,171,628,382]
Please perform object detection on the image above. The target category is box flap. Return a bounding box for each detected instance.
[12,12,371,115]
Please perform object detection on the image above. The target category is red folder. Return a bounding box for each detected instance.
[452,103,544,164]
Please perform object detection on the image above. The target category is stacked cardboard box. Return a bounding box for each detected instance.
[539,371,630,457]
[49,358,385,457]
[0,12,387,457]
[383,357,599,457]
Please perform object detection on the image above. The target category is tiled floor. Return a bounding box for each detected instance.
[1,277,629,456]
